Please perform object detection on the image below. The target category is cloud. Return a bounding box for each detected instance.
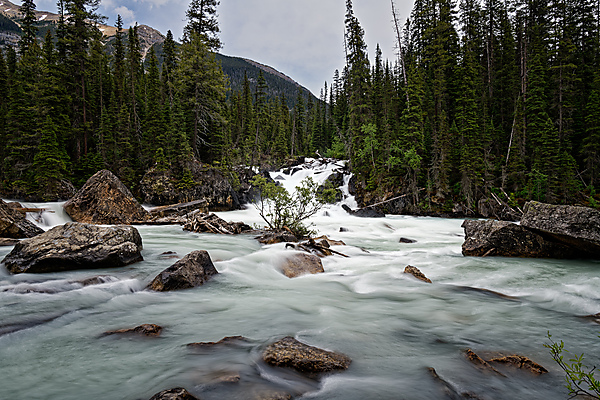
[113,5,136,26]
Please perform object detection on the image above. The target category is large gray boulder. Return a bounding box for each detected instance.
[64,170,150,225]
[461,219,578,258]
[520,201,600,257]
[263,336,351,374]
[148,251,218,291]
[2,222,143,274]
[0,200,44,239]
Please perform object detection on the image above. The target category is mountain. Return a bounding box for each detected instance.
[0,0,316,106]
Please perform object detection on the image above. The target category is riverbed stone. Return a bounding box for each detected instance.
[461,219,578,258]
[149,388,200,400]
[1,222,143,274]
[148,251,218,291]
[263,336,351,374]
[0,199,44,239]
[278,253,324,278]
[404,265,432,283]
[520,201,600,257]
[64,170,150,225]
[104,324,163,337]
[488,354,548,375]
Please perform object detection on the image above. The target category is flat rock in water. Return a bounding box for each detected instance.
[148,251,218,291]
[341,204,385,218]
[63,170,150,225]
[1,222,143,274]
[404,265,432,283]
[461,219,578,258]
[488,355,548,375]
[399,237,417,243]
[104,324,163,337]
[0,199,44,239]
[263,336,351,374]
[520,201,600,257]
[187,335,248,348]
[278,253,324,278]
[149,388,200,400]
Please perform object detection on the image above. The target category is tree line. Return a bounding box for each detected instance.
[0,0,598,209]
[333,0,600,210]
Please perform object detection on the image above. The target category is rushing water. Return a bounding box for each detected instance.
[1,160,599,399]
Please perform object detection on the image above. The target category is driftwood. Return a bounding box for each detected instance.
[287,237,349,258]
[183,212,252,235]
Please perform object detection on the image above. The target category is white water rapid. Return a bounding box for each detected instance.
[0,159,599,399]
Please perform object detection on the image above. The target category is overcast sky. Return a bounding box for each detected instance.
[30,0,415,95]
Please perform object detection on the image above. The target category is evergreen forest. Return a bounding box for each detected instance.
[0,0,599,212]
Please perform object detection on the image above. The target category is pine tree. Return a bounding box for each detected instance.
[183,0,221,50]
[18,0,38,53]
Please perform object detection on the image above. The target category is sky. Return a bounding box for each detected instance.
[29,0,415,95]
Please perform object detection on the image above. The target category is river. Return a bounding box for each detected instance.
[0,160,598,399]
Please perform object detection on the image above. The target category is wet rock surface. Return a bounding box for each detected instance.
[149,388,200,400]
[463,201,600,259]
[278,253,325,278]
[262,336,351,374]
[104,324,163,337]
[461,219,578,258]
[520,201,600,257]
[404,265,432,283]
[488,355,548,375]
[0,199,44,239]
[187,336,249,348]
[2,222,143,274]
[148,251,218,291]
[341,204,385,218]
[63,170,150,225]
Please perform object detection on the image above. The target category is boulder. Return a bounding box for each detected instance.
[461,219,578,258]
[278,253,324,278]
[104,324,163,337]
[520,201,600,257]
[139,162,240,211]
[0,199,44,239]
[149,388,200,400]
[404,266,432,283]
[477,197,520,221]
[2,222,143,274]
[263,336,351,374]
[148,251,218,291]
[341,204,385,218]
[63,170,150,225]
[183,212,253,235]
[399,237,417,244]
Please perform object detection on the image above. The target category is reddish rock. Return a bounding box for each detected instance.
[404,266,432,283]
[263,336,351,374]
[278,253,324,278]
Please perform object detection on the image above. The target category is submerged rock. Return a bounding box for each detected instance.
[149,388,200,400]
[148,251,218,291]
[341,204,385,218]
[399,237,417,243]
[104,324,163,337]
[263,336,351,374]
[278,253,324,278]
[0,199,44,239]
[63,170,150,225]
[461,219,577,258]
[187,336,249,348]
[2,222,143,274]
[520,201,600,257]
[427,367,485,399]
[404,266,432,283]
[488,354,548,375]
